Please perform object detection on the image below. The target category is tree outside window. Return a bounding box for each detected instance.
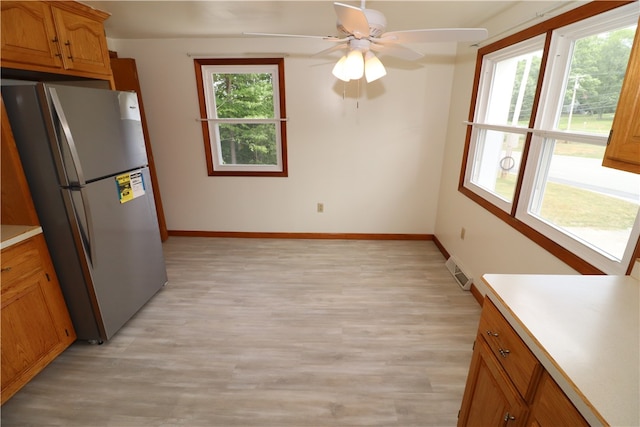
[194,58,287,176]
[461,3,639,275]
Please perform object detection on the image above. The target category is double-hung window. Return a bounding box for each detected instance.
[194,58,288,176]
[462,2,639,274]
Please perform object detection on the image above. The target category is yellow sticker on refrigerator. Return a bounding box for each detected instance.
[116,170,145,204]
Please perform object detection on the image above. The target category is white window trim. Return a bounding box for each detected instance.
[515,5,640,275]
[463,3,640,275]
[200,63,284,173]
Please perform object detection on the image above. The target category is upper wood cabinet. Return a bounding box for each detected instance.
[603,21,640,174]
[1,1,112,79]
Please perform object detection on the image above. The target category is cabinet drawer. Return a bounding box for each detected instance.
[1,238,43,297]
[479,298,540,399]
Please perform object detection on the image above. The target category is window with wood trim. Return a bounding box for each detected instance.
[194,58,288,176]
[461,2,639,275]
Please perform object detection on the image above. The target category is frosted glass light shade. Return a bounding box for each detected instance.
[364,52,387,83]
[332,55,350,82]
[345,50,364,80]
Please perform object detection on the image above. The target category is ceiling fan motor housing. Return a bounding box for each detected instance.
[336,8,387,38]
[363,9,387,37]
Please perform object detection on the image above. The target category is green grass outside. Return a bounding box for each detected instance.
[556,113,613,135]
[514,114,612,159]
[495,175,638,230]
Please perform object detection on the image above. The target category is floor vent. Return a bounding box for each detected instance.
[445,256,473,291]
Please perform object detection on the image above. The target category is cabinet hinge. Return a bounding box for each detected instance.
[457,409,461,419]
[45,272,51,282]
[472,339,476,350]
[65,329,70,337]
[607,129,613,146]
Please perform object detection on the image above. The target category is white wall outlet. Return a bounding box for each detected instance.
[317,203,324,213]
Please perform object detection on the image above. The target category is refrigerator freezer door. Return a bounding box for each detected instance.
[71,167,167,340]
[45,84,148,184]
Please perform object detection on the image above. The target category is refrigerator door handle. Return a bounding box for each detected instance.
[62,187,96,267]
[49,87,87,185]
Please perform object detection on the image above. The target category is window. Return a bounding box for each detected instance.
[194,58,287,176]
[462,3,639,275]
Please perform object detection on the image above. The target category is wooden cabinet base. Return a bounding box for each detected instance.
[458,297,590,426]
[1,234,76,405]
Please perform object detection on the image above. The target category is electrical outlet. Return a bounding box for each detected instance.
[460,227,466,240]
[317,203,324,213]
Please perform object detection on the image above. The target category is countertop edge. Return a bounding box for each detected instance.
[1,225,43,250]
[483,289,606,426]
[481,273,639,427]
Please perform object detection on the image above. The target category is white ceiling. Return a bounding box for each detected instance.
[83,1,523,40]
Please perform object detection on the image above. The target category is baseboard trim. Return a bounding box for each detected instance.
[432,235,450,259]
[166,230,482,303]
[168,230,434,241]
[433,235,483,307]
[469,283,483,306]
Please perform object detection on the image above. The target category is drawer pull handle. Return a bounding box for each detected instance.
[503,412,516,422]
[486,330,499,337]
[1,267,12,273]
[499,348,510,358]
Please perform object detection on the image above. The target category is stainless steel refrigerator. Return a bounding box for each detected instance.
[2,81,168,343]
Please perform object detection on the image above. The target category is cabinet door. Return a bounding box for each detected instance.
[603,19,640,174]
[526,371,588,427]
[1,234,76,404]
[51,5,111,75]
[458,338,528,427]
[0,1,63,68]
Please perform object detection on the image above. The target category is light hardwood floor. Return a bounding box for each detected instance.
[1,237,481,426]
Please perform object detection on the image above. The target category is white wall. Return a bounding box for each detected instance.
[108,37,457,234]
[434,3,581,296]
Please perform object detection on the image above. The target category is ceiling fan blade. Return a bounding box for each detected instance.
[379,28,488,44]
[313,43,349,57]
[371,43,424,61]
[334,2,370,39]
[244,32,341,41]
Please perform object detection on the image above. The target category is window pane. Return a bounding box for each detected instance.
[213,73,275,119]
[556,25,637,134]
[529,139,640,260]
[217,123,277,166]
[471,130,526,203]
[485,50,542,126]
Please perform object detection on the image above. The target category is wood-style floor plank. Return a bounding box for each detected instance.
[1,237,481,426]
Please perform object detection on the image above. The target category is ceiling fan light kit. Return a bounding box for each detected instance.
[364,51,386,83]
[345,49,365,80]
[247,1,488,85]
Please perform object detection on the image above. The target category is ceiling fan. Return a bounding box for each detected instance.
[245,1,488,83]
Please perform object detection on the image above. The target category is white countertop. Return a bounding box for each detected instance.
[1,224,43,250]
[482,274,639,427]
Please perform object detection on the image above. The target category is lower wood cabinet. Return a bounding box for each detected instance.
[458,297,589,426]
[458,337,528,426]
[526,370,589,427]
[1,233,76,404]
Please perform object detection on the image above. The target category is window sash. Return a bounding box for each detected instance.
[194,58,288,177]
[461,2,639,275]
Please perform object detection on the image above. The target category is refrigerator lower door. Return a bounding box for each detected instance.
[72,167,167,340]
